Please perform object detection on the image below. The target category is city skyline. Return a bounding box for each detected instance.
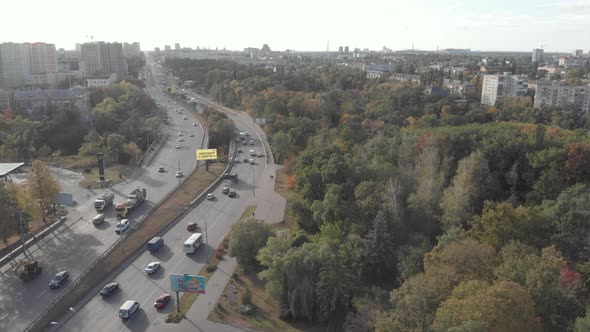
[2,0,590,53]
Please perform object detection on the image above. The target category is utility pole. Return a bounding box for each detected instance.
[252,164,255,197]
[203,216,209,263]
[18,212,30,260]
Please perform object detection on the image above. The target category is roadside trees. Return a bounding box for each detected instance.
[27,160,60,223]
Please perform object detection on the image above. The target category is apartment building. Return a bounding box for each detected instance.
[534,80,590,113]
[0,87,90,117]
[0,43,31,88]
[481,72,528,106]
[123,42,141,57]
[532,48,544,63]
[558,56,585,68]
[80,42,127,78]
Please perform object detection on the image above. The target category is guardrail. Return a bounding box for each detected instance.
[25,108,229,332]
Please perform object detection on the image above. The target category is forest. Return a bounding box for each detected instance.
[168,57,590,331]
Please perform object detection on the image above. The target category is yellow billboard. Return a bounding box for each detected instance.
[196,149,218,160]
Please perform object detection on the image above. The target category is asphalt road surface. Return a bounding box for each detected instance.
[0,61,202,332]
[60,86,269,331]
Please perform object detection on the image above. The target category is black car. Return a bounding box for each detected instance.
[228,191,237,198]
[49,271,69,289]
[100,282,120,297]
[222,187,230,195]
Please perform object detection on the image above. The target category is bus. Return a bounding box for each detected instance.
[183,233,203,254]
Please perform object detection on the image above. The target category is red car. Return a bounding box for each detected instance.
[154,293,171,310]
[187,222,198,232]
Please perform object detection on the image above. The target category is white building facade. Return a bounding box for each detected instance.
[534,80,590,114]
[481,72,529,106]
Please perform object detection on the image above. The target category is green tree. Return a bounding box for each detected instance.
[548,184,590,260]
[363,210,397,281]
[27,160,60,223]
[228,218,275,272]
[433,280,541,332]
[574,307,590,332]
[439,152,490,229]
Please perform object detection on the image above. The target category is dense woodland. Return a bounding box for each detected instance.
[168,58,590,331]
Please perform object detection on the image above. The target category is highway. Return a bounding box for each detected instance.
[60,74,269,331]
[0,58,202,332]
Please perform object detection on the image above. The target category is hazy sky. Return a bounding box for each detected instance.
[2,0,589,52]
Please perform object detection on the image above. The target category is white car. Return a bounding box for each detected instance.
[179,137,185,142]
[115,219,130,234]
[189,133,194,137]
[175,144,181,149]
[178,132,183,136]
[234,158,240,163]
[175,171,183,178]
[193,123,197,126]
[249,158,255,165]
[145,262,161,274]
[257,152,264,157]
[183,116,187,120]
[206,193,214,200]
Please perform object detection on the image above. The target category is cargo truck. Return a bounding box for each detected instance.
[94,193,115,211]
[115,188,147,219]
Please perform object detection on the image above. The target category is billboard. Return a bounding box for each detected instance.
[196,149,218,161]
[170,274,205,293]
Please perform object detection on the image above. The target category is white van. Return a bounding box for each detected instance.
[119,300,140,320]
[183,233,204,254]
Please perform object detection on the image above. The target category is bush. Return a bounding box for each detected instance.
[232,272,240,280]
[206,264,217,273]
[241,288,252,305]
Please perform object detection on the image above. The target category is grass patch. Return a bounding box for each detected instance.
[208,268,322,332]
[29,162,225,331]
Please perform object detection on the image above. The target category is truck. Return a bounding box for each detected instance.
[94,193,115,211]
[14,260,43,281]
[146,237,164,252]
[115,188,147,220]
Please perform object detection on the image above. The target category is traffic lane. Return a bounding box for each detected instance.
[0,89,202,332]
[61,154,265,331]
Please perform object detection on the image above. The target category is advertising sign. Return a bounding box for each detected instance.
[196,149,218,161]
[255,118,266,125]
[170,274,206,293]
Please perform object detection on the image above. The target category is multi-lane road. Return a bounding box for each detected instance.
[59,66,270,331]
[0,60,202,332]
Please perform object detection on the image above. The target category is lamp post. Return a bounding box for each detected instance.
[201,216,209,263]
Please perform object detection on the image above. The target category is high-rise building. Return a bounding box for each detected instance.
[345,46,349,53]
[573,49,583,56]
[532,48,544,63]
[80,42,127,78]
[481,72,529,106]
[123,42,141,57]
[28,42,57,74]
[338,46,343,53]
[534,80,590,114]
[175,43,180,50]
[0,43,31,88]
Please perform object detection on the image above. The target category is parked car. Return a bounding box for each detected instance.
[193,123,197,126]
[175,171,183,178]
[189,133,194,137]
[92,214,105,226]
[154,294,172,310]
[206,193,214,200]
[249,140,254,145]
[158,166,165,172]
[145,262,161,274]
[222,187,230,195]
[178,132,183,136]
[237,148,242,153]
[243,158,249,163]
[183,116,187,120]
[49,271,69,289]
[249,158,255,165]
[187,222,198,232]
[179,137,185,142]
[234,158,240,163]
[257,152,264,157]
[228,191,237,198]
[100,282,120,297]
[175,144,181,149]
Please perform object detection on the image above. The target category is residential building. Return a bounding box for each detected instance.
[559,56,585,68]
[481,72,528,106]
[534,80,590,114]
[0,87,90,118]
[28,42,57,74]
[366,64,391,79]
[574,49,584,57]
[80,42,127,78]
[390,73,421,84]
[154,47,161,56]
[424,86,448,97]
[87,73,117,88]
[175,43,180,50]
[0,43,31,88]
[532,48,544,63]
[123,42,141,57]
[444,80,476,98]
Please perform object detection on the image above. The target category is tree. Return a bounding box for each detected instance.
[27,160,60,223]
[433,280,541,332]
[271,130,291,163]
[228,218,275,272]
[574,307,590,332]
[0,184,19,244]
[363,210,397,281]
[439,152,490,229]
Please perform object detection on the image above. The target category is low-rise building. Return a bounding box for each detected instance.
[0,87,90,118]
[87,73,117,88]
[390,73,421,84]
[366,64,392,79]
[558,56,585,68]
[534,80,590,113]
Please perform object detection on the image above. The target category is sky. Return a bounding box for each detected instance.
[1,0,589,53]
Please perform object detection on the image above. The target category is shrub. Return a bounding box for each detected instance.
[206,264,217,273]
[241,288,252,305]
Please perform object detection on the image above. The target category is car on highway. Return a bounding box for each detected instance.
[234,158,240,163]
[175,144,181,149]
[235,137,241,142]
[206,193,214,200]
[178,132,183,136]
[49,271,69,289]
[250,140,255,145]
[242,141,247,145]
[189,133,194,137]
[158,166,165,173]
[222,187,230,195]
[115,219,130,234]
[193,122,197,126]
[179,137,185,142]
[145,262,161,274]
[237,148,242,153]
[154,294,171,310]
[258,152,264,157]
[183,116,187,120]
[119,300,140,320]
[175,171,183,178]
[228,190,237,198]
[249,158,255,165]
[187,222,198,232]
[100,282,119,297]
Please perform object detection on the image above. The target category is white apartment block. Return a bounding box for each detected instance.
[534,80,590,114]
[558,56,585,68]
[123,42,141,57]
[481,72,528,106]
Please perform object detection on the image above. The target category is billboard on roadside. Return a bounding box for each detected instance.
[196,149,217,161]
[170,274,205,293]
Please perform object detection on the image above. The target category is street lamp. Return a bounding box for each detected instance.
[200,216,209,263]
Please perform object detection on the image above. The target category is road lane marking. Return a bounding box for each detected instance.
[0,313,8,320]
[37,290,47,298]
[7,315,18,326]
[95,304,104,313]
